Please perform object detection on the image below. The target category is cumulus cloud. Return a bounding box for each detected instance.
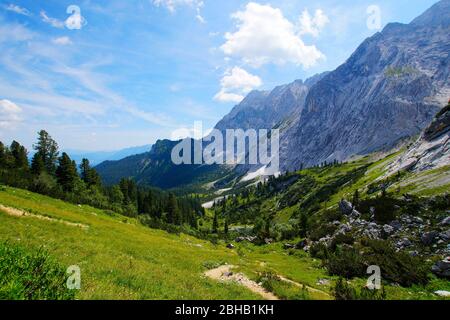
[0,99,22,128]
[221,2,324,68]
[152,0,205,22]
[4,4,31,16]
[214,67,262,103]
[40,11,65,28]
[298,9,329,37]
[52,36,72,45]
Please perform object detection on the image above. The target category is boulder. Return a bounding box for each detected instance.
[283,243,295,250]
[431,258,450,279]
[389,220,402,231]
[296,240,308,249]
[382,224,395,237]
[226,243,235,249]
[434,290,450,297]
[440,216,450,226]
[339,200,354,215]
[421,231,439,245]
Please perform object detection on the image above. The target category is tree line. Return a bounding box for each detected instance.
[0,130,204,228]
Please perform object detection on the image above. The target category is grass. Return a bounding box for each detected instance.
[0,242,75,300]
[0,185,333,300]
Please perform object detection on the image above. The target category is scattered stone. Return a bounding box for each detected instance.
[283,243,295,250]
[389,220,402,231]
[409,251,419,257]
[226,243,235,249]
[439,230,450,241]
[264,238,273,245]
[421,231,439,245]
[434,290,450,297]
[440,216,450,226]
[382,224,395,238]
[431,257,450,279]
[296,240,308,249]
[317,279,330,286]
[339,200,353,215]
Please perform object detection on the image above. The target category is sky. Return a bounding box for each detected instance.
[0,0,440,152]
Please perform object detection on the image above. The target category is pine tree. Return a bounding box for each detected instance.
[224,218,229,235]
[10,141,28,170]
[0,141,6,168]
[212,210,219,234]
[79,158,101,187]
[55,153,78,192]
[31,153,45,175]
[167,193,181,225]
[33,130,59,175]
[352,190,360,209]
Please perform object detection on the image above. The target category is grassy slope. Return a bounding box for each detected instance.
[0,186,330,300]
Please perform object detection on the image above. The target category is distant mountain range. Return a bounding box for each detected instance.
[66,145,152,166]
[96,0,450,189]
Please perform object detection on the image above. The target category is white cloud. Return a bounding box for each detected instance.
[0,23,34,43]
[298,9,329,37]
[214,67,262,103]
[5,4,31,16]
[221,2,324,68]
[40,11,65,28]
[153,0,205,22]
[52,36,72,45]
[0,99,22,128]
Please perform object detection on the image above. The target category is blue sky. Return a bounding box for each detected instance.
[0,0,440,151]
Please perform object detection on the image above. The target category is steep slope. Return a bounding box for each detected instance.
[388,102,450,173]
[280,0,450,171]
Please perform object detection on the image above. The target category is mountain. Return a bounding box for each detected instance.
[95,140,232,189]
[214,73,328,133]
[279,0,450,171]
[65,145,152,166]
[97,1,449,189]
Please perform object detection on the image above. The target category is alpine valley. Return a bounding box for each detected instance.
[0,0,449,301]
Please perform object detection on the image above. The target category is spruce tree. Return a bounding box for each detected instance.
[212,210,219,234]
[10,141,28,170]
[55,153,78,192]
[33,130,59,175]
[31,153,45,175]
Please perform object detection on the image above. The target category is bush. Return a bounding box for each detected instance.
[361,239,429,287]
[309,242,329,260]
[333,278,386,300]
[329,233,355,251]
[0,242,75,300]
[324,246,365,279]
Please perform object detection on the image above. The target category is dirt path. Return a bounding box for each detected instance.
[276,275,331,298]
[0,204,89,230]
[205,265,332,300]
[204,265,279,300]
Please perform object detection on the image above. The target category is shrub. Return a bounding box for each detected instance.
[324,246,365,279]
[333,278,386,300]
[309,242,329,260]
[361,239,429,287]
[329,233,355,251]
[0,242,75,300]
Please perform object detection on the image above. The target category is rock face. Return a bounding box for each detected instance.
[279,0,450,171]
[388,104,450,173]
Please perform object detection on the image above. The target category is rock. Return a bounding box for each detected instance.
[296,240,308,249]
[317,279,330,286]
[434,290,450,297]
[226,243,235,249]
[409,251,419,257]
[339,200,354,215]
[396,238,413,249]
[283,243,295,250]
[382,224,395,237]
[264,238,273,245]
[440,216,450,226]
[439,230,450,241]
[431,258,450,278]
[235,237,245,243]
[224,272,234,277]
[389,220,402,231]
[421,231,439,245]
